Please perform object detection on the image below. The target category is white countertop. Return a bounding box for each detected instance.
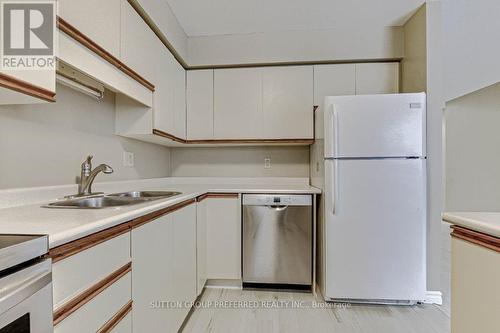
[442,212,500,238]
[0,177,320,248]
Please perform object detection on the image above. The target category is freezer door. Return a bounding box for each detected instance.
[324,93,426,158]
[325,158,426,302]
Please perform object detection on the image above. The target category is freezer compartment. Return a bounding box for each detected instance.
[324,158,426,302]
[242,195,312,287]
[324,93,426,158]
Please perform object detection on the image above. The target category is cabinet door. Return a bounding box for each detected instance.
[154,53,186,139]
[172,61,187,139]
[263,66,314,139]
[313,64,356,139]
[59,0,121,58]
[355,63,399,95]
[196,200,208,295]
[451,237,500,333]
[214,68,263,139]
[187,70,214,140]
[131,215,174,332]
[171,204,197,332]
[120,1,157,83]
[206,197,241,279]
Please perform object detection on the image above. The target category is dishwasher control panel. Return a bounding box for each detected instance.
[242,194,312,206]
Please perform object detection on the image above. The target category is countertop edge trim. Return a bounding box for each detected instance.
[450,225,500,253]
[197,193,239,202]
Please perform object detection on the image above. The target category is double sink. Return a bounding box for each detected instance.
[45,191,182,209]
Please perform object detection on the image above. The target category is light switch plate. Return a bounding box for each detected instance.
[123,151,134,167]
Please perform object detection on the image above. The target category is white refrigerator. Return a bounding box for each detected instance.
[323,93,427,304]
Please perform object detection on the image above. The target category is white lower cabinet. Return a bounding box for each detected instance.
[54,272,131,333]
[110,312,132,333]
[451,236,500,333]
[131,203,197,333]
[131,214,174,332]
[205,196,241,280]
[196,199,208,295]
[171,204,197,331]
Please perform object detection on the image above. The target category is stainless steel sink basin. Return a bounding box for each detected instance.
[107,191,181,199]
[44,191,182,209]
[45,196,150,209]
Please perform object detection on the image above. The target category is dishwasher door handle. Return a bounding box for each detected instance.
[267,205,289,211]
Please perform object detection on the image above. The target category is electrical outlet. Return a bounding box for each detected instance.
[264,157,271,169]
[123,151,134,167]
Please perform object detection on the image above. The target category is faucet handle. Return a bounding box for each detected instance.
[81,155,93,175]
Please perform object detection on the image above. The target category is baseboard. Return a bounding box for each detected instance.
[424,291,443,305]
[205,279,242,290]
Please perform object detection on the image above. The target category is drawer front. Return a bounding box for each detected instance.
[54,272,131,333]
[110,311,132,333]
[53,232,131,308]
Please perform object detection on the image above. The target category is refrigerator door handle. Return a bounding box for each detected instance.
[333,107,339,158]
[325,159,338,214]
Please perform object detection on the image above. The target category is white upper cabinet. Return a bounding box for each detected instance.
[355,63,399,95]
[120,1,157,83]
[262,66,314,139]
[58,0,121,58]
[214,68,264,139]
[154,53,186,139]
[172,60,187,139]
[313,64,356,139]
[118,1,186,140]
[187,70,214,140]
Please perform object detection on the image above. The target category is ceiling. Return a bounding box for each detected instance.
[165,0,425,37]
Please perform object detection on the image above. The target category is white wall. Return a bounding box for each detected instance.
[443,0,500,102]
[401,4,426,93]
[187,27,404,66]
[445,83,500,211]
[170,146,309,178]
[0,84,171,189]
[425,0,445,293]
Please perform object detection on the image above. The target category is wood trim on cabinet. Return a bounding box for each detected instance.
[129,198,196,229]
[57,17,155,92]
[96,300,132,333]
[53,262,132,326]
[48,222,131,263]
[153,128,314,145]
[48,198,197,262]
[0,72,55,102]
[197,193,239,202]
[451,226,500,253]
[152,128,186,143]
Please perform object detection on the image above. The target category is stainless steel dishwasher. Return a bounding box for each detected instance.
[242,194,312,290]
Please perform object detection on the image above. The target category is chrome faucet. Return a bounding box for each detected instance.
[76,155,113,197]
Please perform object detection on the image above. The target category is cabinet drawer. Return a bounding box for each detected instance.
[54,272,131,333]
[109,311,132,333]
[52,232,131,309]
